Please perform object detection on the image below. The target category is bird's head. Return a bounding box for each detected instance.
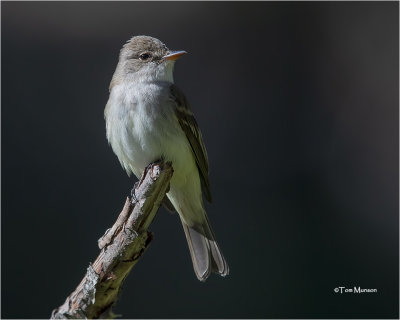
[116,35,186,84]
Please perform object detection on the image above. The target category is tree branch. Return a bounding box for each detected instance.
[51,161,173,319]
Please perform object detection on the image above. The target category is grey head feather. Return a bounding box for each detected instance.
[110,35,170,90]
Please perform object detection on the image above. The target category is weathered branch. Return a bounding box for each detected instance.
[51,161,173,319]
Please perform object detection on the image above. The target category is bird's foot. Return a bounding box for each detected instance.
[147,159,165,180]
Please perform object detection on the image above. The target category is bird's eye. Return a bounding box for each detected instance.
[139,53,151,61]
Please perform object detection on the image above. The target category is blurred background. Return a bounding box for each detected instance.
[1,2,398,319]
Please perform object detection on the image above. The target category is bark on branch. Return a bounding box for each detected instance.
[51,161,173,319]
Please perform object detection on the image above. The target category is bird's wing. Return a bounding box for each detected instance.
[169,84,212,203]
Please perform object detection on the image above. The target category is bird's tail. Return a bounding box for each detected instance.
[181,217,229,281]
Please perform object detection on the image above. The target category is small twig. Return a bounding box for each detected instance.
[51,161,173,319]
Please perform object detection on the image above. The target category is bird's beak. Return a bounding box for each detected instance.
[163,50,187,61]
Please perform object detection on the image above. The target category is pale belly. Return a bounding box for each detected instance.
[105,83,205,225]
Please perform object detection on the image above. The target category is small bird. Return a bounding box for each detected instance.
[104,35,229,281]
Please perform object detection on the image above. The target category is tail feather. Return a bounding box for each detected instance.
[182,222,229,281]
[209,239,229,276]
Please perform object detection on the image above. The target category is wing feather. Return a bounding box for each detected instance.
[169,84,212,203]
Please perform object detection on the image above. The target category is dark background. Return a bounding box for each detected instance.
[1,1,399,319]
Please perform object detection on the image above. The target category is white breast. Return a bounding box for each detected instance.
[104,81,196,182]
